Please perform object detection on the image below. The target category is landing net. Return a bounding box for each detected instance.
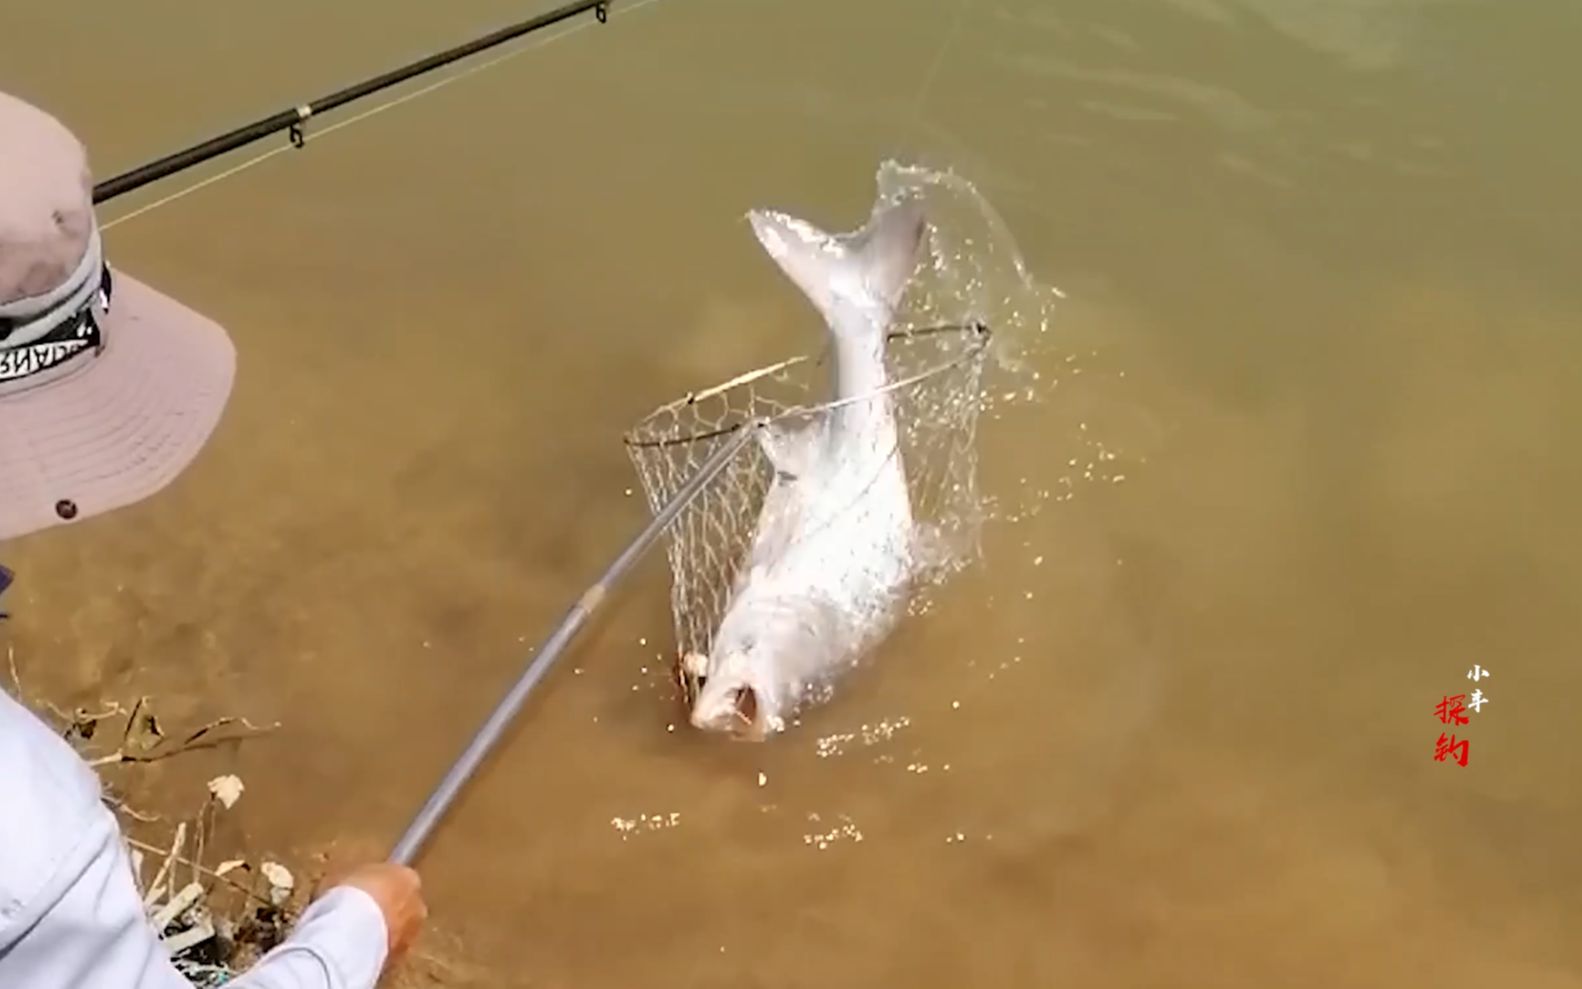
[625,316,991,667]
[623,160,1057,706]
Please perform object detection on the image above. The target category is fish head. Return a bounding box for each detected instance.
[689,649,783,741]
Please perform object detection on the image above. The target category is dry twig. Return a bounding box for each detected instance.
[88,713,280,767]
[125,837,275,905]
[6,641,21,695]
[105,792,163,823]
[144,822,187,909]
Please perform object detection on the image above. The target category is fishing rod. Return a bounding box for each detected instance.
[92,0,613,204]
[387,423,758,866]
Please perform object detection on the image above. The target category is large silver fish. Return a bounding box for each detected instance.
[688,187,928,740]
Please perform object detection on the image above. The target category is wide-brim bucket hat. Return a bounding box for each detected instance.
[0,90,235,540]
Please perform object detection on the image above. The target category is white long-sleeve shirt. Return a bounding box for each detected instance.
[0,687,390,988]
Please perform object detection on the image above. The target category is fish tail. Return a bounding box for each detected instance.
[746,193,927,340]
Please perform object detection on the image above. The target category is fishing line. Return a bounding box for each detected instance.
[910,0,974,123]
[101,0,667,232]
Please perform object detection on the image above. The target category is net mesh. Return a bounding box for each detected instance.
[624,323,991,676]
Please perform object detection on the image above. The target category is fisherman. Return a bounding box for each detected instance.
[0,88,428,987]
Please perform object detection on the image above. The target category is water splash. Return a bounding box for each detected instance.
[802,811,865,850]
[609,811,683,840]
[873,159,1082,581]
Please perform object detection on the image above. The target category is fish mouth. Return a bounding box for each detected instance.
[677,650,772,741]
[689,683,769,742]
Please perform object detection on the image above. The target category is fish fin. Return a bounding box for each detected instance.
[737,423,818,580]
[746,208,841,319]
[910,521,964,579]
[755,420,819,479]
[840,196,929,311]
[741,470,805,579]
[746,193,927,334]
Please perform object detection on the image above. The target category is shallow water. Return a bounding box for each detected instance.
[4,0,1581,985]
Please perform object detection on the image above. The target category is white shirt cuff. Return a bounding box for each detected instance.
[237,885,389,989]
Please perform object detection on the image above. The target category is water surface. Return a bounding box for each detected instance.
[4,0,1579,985]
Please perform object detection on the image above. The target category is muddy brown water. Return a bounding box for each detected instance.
[4,0,1581,986]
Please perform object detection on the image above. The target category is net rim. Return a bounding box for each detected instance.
[623,320,992,450]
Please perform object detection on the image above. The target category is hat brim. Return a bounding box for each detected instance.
[0,270,235,540]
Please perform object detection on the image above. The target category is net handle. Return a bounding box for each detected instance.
[388,420,759,866]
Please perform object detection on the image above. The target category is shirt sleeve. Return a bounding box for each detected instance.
[226,886,389,989]
[0,689,389,989]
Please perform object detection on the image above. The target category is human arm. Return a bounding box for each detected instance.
[0,689,421,989]
[227,865,426,989]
